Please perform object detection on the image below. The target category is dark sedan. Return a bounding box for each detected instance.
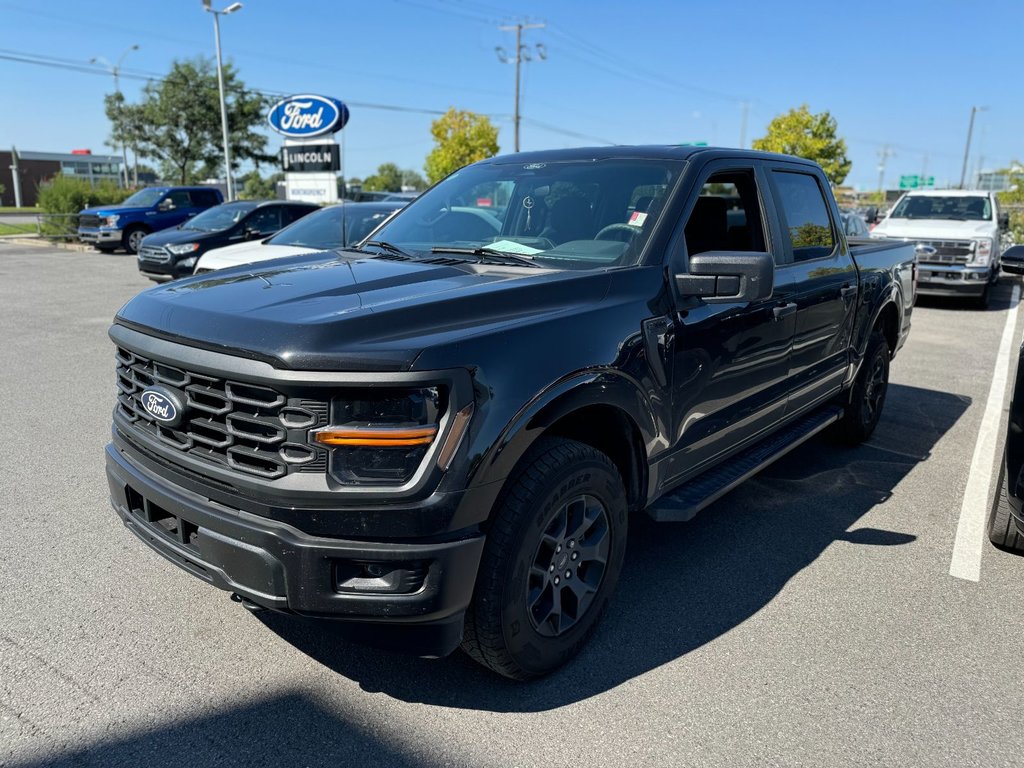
[136,200,319,282]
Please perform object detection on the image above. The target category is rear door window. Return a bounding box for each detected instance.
[771,171,835,262]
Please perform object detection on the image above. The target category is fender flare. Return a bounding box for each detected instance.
[470,369,660,495]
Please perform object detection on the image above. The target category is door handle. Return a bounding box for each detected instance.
[841,284,858,299]
[772,302,797,321]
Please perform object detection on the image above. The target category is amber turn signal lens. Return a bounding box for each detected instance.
[314,425,438,447]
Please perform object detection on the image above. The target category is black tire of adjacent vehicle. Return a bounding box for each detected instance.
[989,460,1024,552]
[837,329,889,445]
[123,226,148,254]
[461,437,628,681]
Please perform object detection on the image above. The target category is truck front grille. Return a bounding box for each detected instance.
[138,245,170,263]
[917,240,973,265]
[79,214,101,228]
[115,347,329,479]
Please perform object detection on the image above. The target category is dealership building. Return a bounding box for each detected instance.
[0,149,123,207]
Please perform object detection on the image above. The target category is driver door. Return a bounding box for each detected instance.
[662,162,797,483]
[154,190,194,230]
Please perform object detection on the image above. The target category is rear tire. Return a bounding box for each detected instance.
[989,460,1024,552]
[461,437,628,680]
[836,329,889,445]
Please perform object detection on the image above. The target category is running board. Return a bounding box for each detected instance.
[645,405,844,523]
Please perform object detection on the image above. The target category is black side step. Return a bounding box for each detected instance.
[645,405,844,523]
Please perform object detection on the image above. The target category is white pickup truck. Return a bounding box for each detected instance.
[871,189,1009,307]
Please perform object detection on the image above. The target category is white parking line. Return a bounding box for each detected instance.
[949,283,1022,582]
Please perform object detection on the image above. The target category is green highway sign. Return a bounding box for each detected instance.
[899,175,935,189]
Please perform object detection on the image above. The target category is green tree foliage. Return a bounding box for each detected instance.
[37,174,131,238]
[108,58,273,184]
[752,105,852,185]
[238,171,284,200]
[424,108,499,184]
[996,163,1024,243]
[362,163,404,192]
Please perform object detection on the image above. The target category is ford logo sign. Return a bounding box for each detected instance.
[139,387,184,427]
[267,94,350,138]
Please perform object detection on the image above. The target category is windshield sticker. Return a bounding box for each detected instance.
[628,211,648,227]
[489,239,542,256]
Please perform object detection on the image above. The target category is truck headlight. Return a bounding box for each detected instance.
[968,238,993,266]
[314,387,452,485]
[102,215,120,228]
[166,242,200,256]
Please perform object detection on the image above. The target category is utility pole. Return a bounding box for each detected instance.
[91,44,139,188]
[877,145,895,202]
[739,101,750,149]
[959,105,987,189]
[497,21,545,152]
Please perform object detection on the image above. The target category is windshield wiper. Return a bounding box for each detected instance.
[430,246,541,268]
[361,240,416,259]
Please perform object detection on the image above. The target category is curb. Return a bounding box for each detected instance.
[0,237,99,253]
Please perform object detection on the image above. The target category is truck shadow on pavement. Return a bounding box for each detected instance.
[259,383,969,712]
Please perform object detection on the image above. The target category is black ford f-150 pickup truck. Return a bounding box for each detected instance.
[106,146,916,679]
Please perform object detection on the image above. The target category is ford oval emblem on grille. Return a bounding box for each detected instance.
[140,387,184,427]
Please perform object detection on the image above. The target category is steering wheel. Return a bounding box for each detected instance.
[594,223,639,242]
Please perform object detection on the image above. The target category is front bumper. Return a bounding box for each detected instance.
[137,257,194,282]
[79,227,122,245]
[106,443,486,629]
[916,264,992,297]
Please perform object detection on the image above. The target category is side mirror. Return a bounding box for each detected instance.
[676,251,774,304]
[864,206,879,224]
[244,227,263,240]
[158,199,173,212]
[999,212,1010,232]
[1000,244,1024,275]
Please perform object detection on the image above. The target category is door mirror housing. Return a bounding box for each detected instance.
[157,199,174,212]
[1000,244,1024,274]
[676,251,774,304]
[998,212,1010,232]
[244,226,263,240]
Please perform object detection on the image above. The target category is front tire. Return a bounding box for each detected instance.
[462,437,628,680]
[989,460,1024,552]
[122,226,147,254]
[836,329,889,445]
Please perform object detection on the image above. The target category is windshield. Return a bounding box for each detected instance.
[183,203,256,232]
[368,158,686,269]
[266,205,397,249]
[889,195,992,221]
[121,188,165,207]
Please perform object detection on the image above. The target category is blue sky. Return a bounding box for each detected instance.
[2,0,1022,189]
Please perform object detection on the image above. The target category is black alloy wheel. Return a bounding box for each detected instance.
[836,329,889,445]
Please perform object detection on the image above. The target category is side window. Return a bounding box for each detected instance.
[684,170,766,257]
[282,206,313,225]
[246,207,283,234]
[191,189,219,207]
[772,171,835,262]
[164,190,192,210]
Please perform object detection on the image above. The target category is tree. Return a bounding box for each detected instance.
[362,163,404,192]
[997,162,1024,243]
[238,171,284,200]
[108,58,273,184]
[424,108,499,184]
[752,104,851,185]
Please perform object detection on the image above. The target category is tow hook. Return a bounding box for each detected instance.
[230,593,266,613]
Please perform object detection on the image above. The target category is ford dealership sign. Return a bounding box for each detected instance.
[267,95,349,138]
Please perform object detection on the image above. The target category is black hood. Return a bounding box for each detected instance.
[142,225,227,246]
[114,252,611,371]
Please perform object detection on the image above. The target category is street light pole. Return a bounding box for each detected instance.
[959,105,987,190]
[203,1,242,201]
[91,44,139,188]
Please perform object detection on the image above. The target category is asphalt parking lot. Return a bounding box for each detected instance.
[2,242,1024,767]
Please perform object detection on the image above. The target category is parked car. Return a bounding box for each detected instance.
[840,210,870,238]
[106,146,915,679]
[871,189,1010,307]
[136,200,318,282]
[999,243,1024,275]
[193,201,404,274]
[991,336,1024,552]
[78,186,224,254]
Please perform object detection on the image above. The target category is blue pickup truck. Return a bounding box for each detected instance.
[78,186,224,254]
